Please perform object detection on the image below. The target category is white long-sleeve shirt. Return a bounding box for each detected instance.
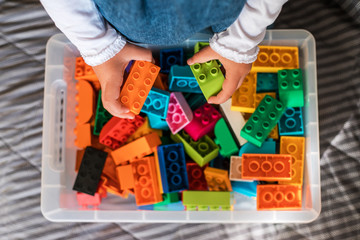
[40,0,287,66]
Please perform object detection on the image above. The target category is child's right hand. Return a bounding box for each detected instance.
[92,43,154,119]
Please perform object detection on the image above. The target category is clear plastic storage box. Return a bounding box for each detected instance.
[41,30,320,223]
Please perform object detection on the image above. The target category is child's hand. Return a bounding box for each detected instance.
[93,43,154,119]
[187,46,252,104]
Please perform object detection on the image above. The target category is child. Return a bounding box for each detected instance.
[41,0,287,119]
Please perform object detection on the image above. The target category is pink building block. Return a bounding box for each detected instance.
[184,103,221,141]
[76,184,107,210]
[166,92,193,134]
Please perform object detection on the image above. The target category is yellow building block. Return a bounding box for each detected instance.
[268,124,279,140]
[231,72,257,113]
[204,167,232,191]
[251,46,299,73]
[255,92,276,107]
[126,117,162,143]
[279,136,305,185]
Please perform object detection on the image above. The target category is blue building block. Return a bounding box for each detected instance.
[256,73,278,93]
[160,48,184,73]
[125,60,134,73]
[157,143,189,193]
[238,139,276,156]
[168,65,202,93]
[231,181,258,198]
[184,93,207,111]
[279,107,304,136]
[148,114,169,130]
[141,88,170,119]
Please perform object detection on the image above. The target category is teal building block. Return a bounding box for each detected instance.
[240,95,285,147]
[257,73,278,93]
[148,114,169,130]
[93,90,112,135]
[190,60,224,100]
[168,65,202,93]
[214,118,239,157]
[141,87,170,119]
[279,107,304,136]
[153,201,185,211]
[154,192,180,206]
[231,181,258,198]
[184,93,207,111]
[238,139,276,156]
[278,69,304,107]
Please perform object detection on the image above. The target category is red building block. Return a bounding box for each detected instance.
[184,103,221,141]
[204,167,232,191]
[242,154,292,181]
[166,92,193,134]
[132,156,163,206]
[119,61,160,114]
[74,57,99,81]
[186,162,208,191]
[257,185,302,210]
[76,185,107,210]
[99,115,145,149]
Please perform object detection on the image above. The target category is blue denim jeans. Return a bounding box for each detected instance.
[94,0,246,45]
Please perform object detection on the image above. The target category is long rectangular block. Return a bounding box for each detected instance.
[182,191,232,211]
[257,185,302,210]
[214,118,239,157]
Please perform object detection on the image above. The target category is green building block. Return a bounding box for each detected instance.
[154,192,180,207]
[214,118,239,157]
[182,191,232,211]
[170,130,219,167]
[190,60,224,100]
[194,42,209,53]
[240,95,285,147]
[93,90,113,135]
[278,69,304,107]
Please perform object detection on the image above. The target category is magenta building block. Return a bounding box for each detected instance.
[166,92,193,134]
[184,103,221,141]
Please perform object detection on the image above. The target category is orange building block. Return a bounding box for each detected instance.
[99,115,145,149]
[132,156,163,206]
[74,123,92,148]
[116,164,135,191]
[279,137,305,185]
[154,149,164,193]
[204,167,232,191]
[251,46,299,73]
[257,185,302,210]
[74,57,98,81]
[126,117,163,143]
[231,72,257,113]
[75,149,85,172]
[102,154,118,182]
[75,80,95,125]
[242,154,292,181]
[111,132,162,165]
[268,125,279,140]
[119,61,160,114]
[100,175,128,198]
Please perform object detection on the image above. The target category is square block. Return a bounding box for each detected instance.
[278,69,304,107]
[141,88,170,119]
[279,107,304,136]
[204,167,232,191]
[169,65,201,93]
[257,73,278,93]
[166,92,193,134]
[186,162,208,191]
[160,48,184,73]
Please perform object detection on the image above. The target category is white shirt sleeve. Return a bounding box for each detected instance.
[40,0,126,66]
[210,0,288,64]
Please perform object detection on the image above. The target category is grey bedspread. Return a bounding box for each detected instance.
[1,0,359,239]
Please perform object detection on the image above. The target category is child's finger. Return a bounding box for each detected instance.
[130,45,154,63]
[208,72,242,104]
[187,46,217,65]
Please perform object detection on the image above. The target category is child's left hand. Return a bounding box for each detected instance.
[187,46,252,104]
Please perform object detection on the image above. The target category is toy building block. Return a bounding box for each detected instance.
[101,175,128,198]
[239,139,276,156]
[184,103,221,141]
[231,72,257,113]
[268,125,279,140]
[190,60,224,100]
[73,147,108,196]
[119,60,160,114]
[278,136,305,185]
[257,185,302,210]
[219,98,247,146]
[278,69,304,107]
[154,149,164,194]
[141,88,170,118]
[209,154,230,170]
[231,181,258,198]
[132,156,163,205]
[184,92,207,111]
[279,107,304,136]
[194,42,209,53]
[204,167,232,191]
[256,73,278,93]
[171,130,219,167]
[102,154,118,183]
[255,92,276,108]
[186,162,208,191]
[74,123,92,148]
[99,115,145,149]
[214,118,239,157]
[75,149,85,172]
[241,154,292,181]
[160,48,184,73]
[229,156,253,182]
[166,92,193,134]
[76,185,107,210]
[251,46,299,73]
[111,132,161,165]
[168,65,202,93]
[126,117,163,143]
[157,143,189,193]
[116,164,135,191]
[93,90,113,135]
[240,95,286,147]
[153,73,169,91]
[148,114,169,130]
[154,192,180,206]
[74,57,98,81]
[75,80,95,125]
[182,191,232,211]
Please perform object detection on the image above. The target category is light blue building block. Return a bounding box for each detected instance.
[279,107,304,136]
[169,65,202,93]
[141,87,170,119]
[231,181,258,198]
[148,114,169,130]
